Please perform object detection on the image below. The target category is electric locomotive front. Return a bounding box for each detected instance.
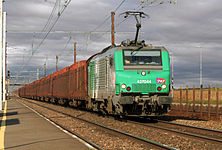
[87,42,172,117]
[113,44,172,116]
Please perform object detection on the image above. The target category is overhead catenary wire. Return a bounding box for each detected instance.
[11,0,128,61]
[12,0,126,86]
[42,0,59,32]
[116,0,165,28]
[85,0,127,50]
[58,36,72,56]
[115,0,153,29]
[91,0,127,32]
[27,0,72,63]
[32,0,72,55]
[12,0,72,85]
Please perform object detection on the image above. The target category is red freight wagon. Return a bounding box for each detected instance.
[26,84,33,98]
[24,85,29,97]
[68,61,88,100]
[26,83,32,98]
[52,66,70,98]
[38,78,44,98]
[38,75,51,98]
[19,86,25,97]
[18,59,90,105]
[36,79,43,98]
[29,81,37,98]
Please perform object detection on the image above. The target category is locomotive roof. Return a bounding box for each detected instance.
[88,44,168,62]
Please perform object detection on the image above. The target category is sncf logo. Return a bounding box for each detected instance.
[156,78,166,83]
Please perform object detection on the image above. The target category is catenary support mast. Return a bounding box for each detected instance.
[3,12,6,102]
[111,11,115,45]
[74,42,76,63]
[0,0,3,110]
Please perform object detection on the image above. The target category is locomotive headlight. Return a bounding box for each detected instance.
[141,71,146,76]
[121,84,126,89]
[161,84,167,89]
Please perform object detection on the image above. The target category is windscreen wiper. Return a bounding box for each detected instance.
[131,46,143,56]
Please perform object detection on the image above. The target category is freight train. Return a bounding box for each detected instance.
[19,11,173,118]
[18,40,172,117]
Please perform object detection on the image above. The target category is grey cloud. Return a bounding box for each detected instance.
[4,0,222,89]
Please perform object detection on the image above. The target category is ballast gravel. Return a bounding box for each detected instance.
[19,98,222,150]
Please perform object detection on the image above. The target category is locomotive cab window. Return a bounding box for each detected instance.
[123,49,162,66]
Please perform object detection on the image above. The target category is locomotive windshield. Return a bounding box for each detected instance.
[123,49,162,66]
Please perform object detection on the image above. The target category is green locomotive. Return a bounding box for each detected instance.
[88,41,172,117]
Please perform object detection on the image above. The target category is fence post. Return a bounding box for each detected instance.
[186,85,189,116]
[193,85,195,115]
[180,85,182,112]
[200,85,203,118]
[208,84,211,120]
[216,84,219,120]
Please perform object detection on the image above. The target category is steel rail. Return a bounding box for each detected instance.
[127,120,222,144]
[158,120,222,134]
[21,98,177,150]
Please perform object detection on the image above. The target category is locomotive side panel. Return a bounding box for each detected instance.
[88,49,116,101]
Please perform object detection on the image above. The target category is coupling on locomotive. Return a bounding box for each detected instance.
[18,11,173,118]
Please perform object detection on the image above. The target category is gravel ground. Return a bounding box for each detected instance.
[18,97,222,150]
[18,98,155,150]
[170,119,222,130]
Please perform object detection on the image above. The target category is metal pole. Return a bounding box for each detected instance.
[216,84,219,119]
[6,79,9,98]
[0,0,3,110]
[180,85,182,112]
[200,48,202,87]
[58,0,61,16]
[56,55,58,72]
[37,69,39,80]
[74,42,76,63]
[171,51,174,98]
[5,43,7,100]
[31,32,35,55]
[86,33,90,51]
[3,12,6,102]
[199,47,203,118]
[207,84,211,119]
[111,11,115,45]
[196,45,203,87]
[192,84,195,116]
[200,84,203,118]
[44,63,46,77]
[186,85,188,116]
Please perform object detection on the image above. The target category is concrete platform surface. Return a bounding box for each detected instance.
[0,97,91,150]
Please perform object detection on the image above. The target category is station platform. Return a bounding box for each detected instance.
[0,97,92,150]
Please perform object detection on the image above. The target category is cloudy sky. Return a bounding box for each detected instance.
[3,0,222,90]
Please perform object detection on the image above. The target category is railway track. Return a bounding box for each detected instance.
[17,99,103,150]
[20,98,177,150]
[128,119,222,144]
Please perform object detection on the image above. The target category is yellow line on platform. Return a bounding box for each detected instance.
[0,101,7,150]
